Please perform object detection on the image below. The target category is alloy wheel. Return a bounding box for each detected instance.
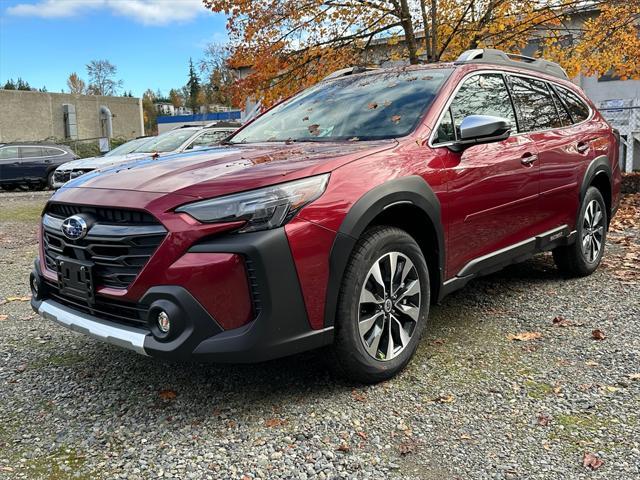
[358,252,421,361]
[581,199,604,263]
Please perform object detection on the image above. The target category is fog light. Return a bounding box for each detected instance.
[157,311,171,333]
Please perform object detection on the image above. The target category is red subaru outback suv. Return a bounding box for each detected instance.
[31,49,620,383]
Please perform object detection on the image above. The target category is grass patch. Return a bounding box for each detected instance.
[20,447,90,480]
[0,203,43,222]
[523,380,555,399]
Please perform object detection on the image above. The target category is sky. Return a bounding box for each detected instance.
[0,0,229,97]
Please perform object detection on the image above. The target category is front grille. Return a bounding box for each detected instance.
[44,280,149,328]
[47,203,158,225]
[54,171,71,183]
[42,205,167,289]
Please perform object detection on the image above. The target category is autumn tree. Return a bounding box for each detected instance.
[204,0,640,107]
[200,43,235,107]
[142,89,158,135]
[67,72,86,94]
[169,88,183,108]
[86,59,124,96]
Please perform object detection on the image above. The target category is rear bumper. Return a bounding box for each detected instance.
[31,228,334,362]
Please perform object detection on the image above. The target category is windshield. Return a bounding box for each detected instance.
[133,129,197,153]
[230,68,451,143]
[105,137,152,157]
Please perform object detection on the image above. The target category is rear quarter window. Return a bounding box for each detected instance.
[555,86,590,123]
[508,75,562,131]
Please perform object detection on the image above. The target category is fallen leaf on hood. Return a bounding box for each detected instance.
[367,102,378,109]
[158,389,177,401]
[308,124,320,136]
[592,329,606,340]
[582,452,604,470]
[508,332,542,342]
[390,115,402,124]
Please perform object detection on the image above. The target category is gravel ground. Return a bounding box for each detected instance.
[0,190,639,480]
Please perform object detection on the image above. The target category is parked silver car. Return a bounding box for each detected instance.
[52,124,239,188]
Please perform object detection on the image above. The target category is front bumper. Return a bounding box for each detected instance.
[31,228,334,362]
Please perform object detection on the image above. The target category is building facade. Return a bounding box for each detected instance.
[0,89,144,143]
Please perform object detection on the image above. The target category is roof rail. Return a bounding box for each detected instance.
[323,65,379,81]
[455,48,569,80]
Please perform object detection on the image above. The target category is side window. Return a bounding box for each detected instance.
[434,108,455,143]
[508,75,562,131]
[45,147,64,156]
[20,147,44,158]
[555,86,590,123]
[188,131,229,149]
[0,147,19,160]
[549,85,573,126]
[439,73,517,143]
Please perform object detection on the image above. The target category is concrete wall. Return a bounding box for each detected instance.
[0,90,144,142]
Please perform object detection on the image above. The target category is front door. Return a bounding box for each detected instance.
[430,72,541,278]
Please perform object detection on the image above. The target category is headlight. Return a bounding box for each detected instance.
[69,170,85,179]
[176,174,330,233]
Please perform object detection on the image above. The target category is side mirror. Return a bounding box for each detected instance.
[448,115,512,152]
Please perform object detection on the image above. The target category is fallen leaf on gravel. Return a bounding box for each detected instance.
[264,418,286,428]
[508,332,542,342]
[398,439,417,455]
[592,329,606,340]
[583,452,604,470]
[585,360,599,366]
[351,390,367,402]
[158,389,177,401]
[0,466,14,472]
[629,373,640,381]
[537,414,551,426]
[0,314,7,321]
[356,431,367,440]
[1,296,31,304]
[552,316,581,327]
[434,394,455,404]
[336,443,350,453]
[460,434,472,440]
[15,364,27,373]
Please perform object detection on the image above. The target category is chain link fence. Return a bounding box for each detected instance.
[599,103,640,173]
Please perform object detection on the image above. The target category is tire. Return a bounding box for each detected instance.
[553,186,607,277]
[46,171,55,190]
[331,226,430,384]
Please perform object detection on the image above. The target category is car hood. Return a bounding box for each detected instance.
[62,141,396,199]
[57,152,154,170]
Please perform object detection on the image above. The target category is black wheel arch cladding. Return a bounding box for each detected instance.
[324,175,444,328]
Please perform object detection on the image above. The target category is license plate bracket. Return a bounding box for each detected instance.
[56,256,95,303]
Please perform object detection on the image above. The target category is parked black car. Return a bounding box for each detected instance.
[0,143,78,190]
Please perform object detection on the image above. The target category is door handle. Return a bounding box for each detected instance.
[521,153,538,166]
[577,142,590,154]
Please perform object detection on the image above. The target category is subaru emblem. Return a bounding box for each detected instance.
[61,215,88,240]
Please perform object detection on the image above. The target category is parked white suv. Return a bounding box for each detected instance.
[52,124,239,188]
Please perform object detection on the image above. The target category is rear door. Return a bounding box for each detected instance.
[18,146,48,180]
[507,75,592,231]
[432,72,541,278]
[0,146,21,182]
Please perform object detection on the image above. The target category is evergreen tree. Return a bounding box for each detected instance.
[3,79,16,90]
[186,58,201,113]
